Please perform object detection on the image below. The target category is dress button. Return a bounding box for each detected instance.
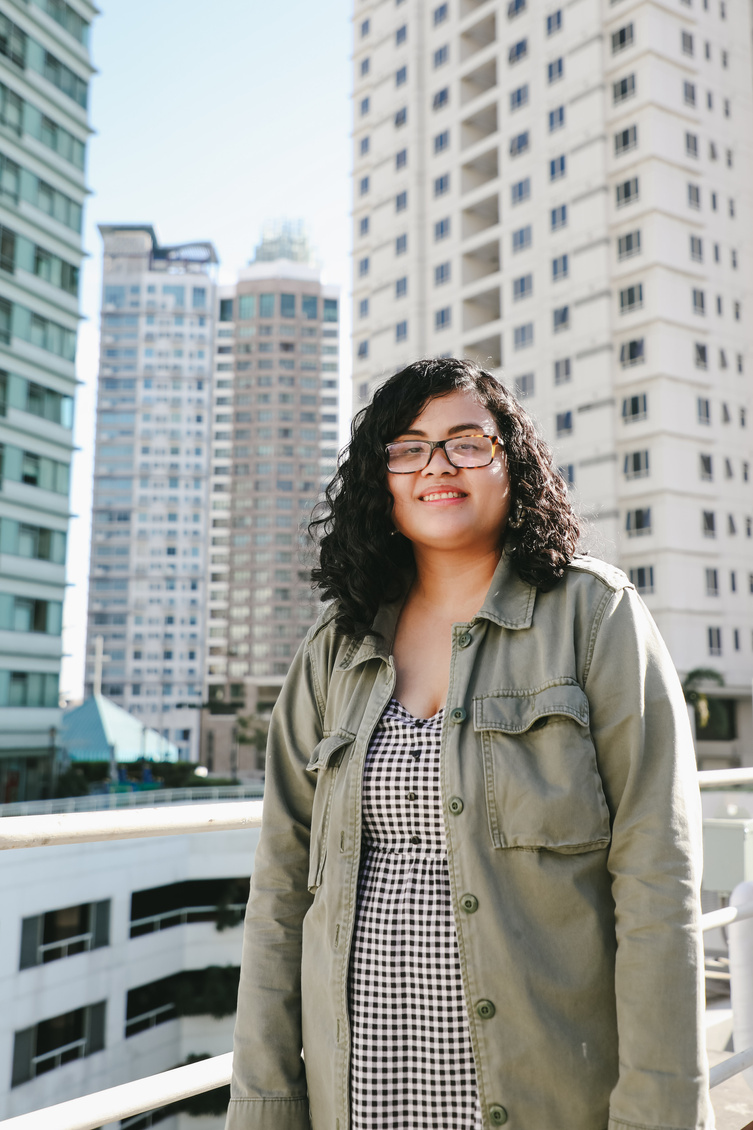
[450,707,467,723]
[458,632,472,648]
[489,1105,508,1125]
[476,999,496,1020]
[408,791,417,801]
[448,796,464,815]
[460,893,479,914]
[409,834,420,845]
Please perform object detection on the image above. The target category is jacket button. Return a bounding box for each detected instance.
[460,893,478,913]
[489,1105,508,1125]
[409,834,420,845]
[449,796,464,815]
[450,707,467,723]
[476,999,496,1020]
[458,632,472,648]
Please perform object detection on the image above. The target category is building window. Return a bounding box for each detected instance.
[616,178,639,207]
[357,341,369,359]
[360,97,370,116]
[622,393,647,422]
[554,357,571,384]
[396,24,407,45]
[434,173,450,195]
[396,191,408,212]
[511,178,531,204]
[359,298,369,318]
[509,39,528,64]
[358,257,369,277]
[629,566,654,594]
[20,901,110,969]
[731,571,738,593]
[360,58,370,76]
[514,323,533,350]
[612,24,634,53]
[360,18,370,36]
[510,85,529,110]
[396,320,408,342]
[547,10,563,35]
[435,262,451,285]
[434,44,449,67]
[510,131,530,156]
[706,568,719,596]
[692,289,705,315]
[551,254,568,281]
[551,204,567,230]
[624,450,649,479]
[683,81,696,106]
[689,235,703,262]
[396,233,407,255]
[508,0,526,15]
[556,411,573,436]
[549,106,565,132]
[547,58,564,83]
[553,305,569,332]
[681,30,694,55]
[618,231,641,259]
[395,148,407,170]
[708,627,722,656]
[515,372,534,398]
[549,154,566,180]
[434,218,450,240]
[699,454,713,481]
[688,183,700,209]
[619,284,643,313]
[703,511,716,539]
[613,74,636,103]
[685,132,698,158]
[697,397,711,424]
[615,125,637,155]
[434,130,450,153]
[359,176,370,196]
[395,107,407,127]
[396,66,407,86]
[620,339,645,366]
[626,508,651,537]
[512,226,532,253]
[435,307,451,330]
[433,87,449,110]
[433,3,448,25]
[559,463,575,487]
[513,274,533,300]
[12,1002,106,1087]
[695,343,707,368]
[395,277,408,298]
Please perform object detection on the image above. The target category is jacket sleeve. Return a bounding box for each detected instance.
[584,584,713,1130]
[225,635,323,1130]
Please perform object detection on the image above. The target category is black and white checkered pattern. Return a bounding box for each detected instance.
[349,698,483,1130]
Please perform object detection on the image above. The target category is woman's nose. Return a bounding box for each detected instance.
[421,446,457,473]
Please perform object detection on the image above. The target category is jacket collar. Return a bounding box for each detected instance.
[338,552,536,671]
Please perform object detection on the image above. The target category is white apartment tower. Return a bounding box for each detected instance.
[84,226,217,763]
[352,0,753,762]
[203,224,340,771]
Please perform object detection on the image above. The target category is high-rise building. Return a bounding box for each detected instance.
[84,226,217,763]
[202,224,340,774]
[352,0,753,762]
[0,0,95,801]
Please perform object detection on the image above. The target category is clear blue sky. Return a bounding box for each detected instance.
[62,0,354,701]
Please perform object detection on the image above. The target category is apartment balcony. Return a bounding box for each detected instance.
[460,12,496,62]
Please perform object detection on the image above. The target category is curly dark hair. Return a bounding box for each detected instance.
[310,357,580,640]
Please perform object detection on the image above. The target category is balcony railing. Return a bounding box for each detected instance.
[1,769,752,1129]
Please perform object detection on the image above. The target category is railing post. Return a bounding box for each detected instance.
[728,880,753,1091]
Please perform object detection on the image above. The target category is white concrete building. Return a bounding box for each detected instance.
[84,227,218,764]
[0,811,258,1129]
[351,0,753,763]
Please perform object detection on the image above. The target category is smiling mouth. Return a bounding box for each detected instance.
[419,490,468,502]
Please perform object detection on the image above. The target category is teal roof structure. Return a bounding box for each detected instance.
[59,695,179,763]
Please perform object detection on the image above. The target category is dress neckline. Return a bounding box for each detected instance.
[388,696,445,725]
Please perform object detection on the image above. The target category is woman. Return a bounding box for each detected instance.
[226,359,712,1130]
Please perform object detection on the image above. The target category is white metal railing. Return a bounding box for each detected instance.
[0,783,263,820]
[4,770,753,1127]
[124,1004,176,1038]
[130,902,246,936]
[37,933,92,961]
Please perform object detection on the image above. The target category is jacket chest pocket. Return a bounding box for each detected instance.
[306,732,353,892]
[473,683,611,853]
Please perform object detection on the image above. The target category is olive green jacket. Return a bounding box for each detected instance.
[226,554,713,1130]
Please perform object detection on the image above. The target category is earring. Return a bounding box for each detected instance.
[507,500,525,529]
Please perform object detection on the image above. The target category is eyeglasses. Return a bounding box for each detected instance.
[385,434,501,474]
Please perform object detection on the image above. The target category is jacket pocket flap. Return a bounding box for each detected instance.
[473,682,589,734]
[306,732,354,772]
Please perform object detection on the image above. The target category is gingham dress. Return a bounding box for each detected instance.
[348,698,483,1130]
